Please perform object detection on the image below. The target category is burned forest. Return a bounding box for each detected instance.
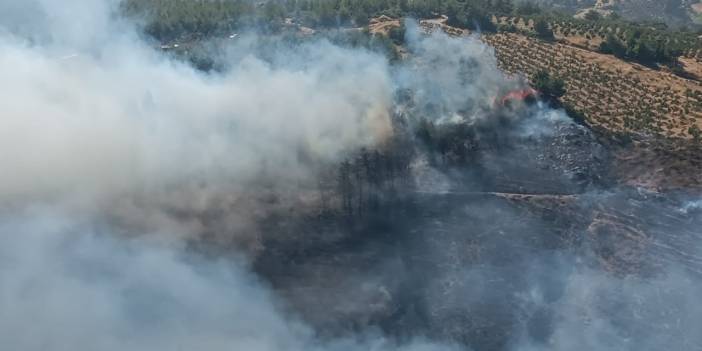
[1,1,701,351]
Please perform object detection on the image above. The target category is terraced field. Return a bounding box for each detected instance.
[483,32,702,140]
[370,15,702,140]
[494,15,702,58]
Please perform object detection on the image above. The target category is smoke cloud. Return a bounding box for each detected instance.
[1,1,701,351]
[0,0,398,251]
[0,1,443,349]
[0,22,392,200]
[0,207,462,351]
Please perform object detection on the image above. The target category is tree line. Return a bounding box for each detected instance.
[123,0,702,67]
[122,0,541,40]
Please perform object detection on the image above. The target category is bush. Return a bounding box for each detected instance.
[584,10,601,22]
[388,22,406,45]
[532,70,566,101]
[599,33,626,57]
[564,105,587,125]
[515,2,541,16]
[533,18,554,40]
[498,24,517,33]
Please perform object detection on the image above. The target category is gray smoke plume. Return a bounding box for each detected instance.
[0,206,464,351]
[1,1,701,351]
[0,0,399,252]
[0,1,449,350]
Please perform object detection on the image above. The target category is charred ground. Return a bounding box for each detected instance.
[242,93,702,350]
[2,2,701,350]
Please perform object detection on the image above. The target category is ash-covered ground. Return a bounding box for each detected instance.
[1,2,701,351]
[253,99,702,351]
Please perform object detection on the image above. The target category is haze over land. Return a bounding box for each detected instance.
[1,1,701,351]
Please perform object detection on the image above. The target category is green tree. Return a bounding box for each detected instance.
[532,70,566,101]
[600,33,626,57]
[583,10,601,21]
[388,20,406,45]
[492,0,513,14]
[533,18,553,40]
[689,125,701,141]
[515,1,541,16]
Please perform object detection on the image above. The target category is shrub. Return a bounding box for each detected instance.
[533,18,554,40]
[532,70,566,101]
[584,10,601,22]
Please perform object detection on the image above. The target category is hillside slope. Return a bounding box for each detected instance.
[484,32,702,140]
[534,0,701,26]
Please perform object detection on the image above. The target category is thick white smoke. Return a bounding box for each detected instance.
[398,20,510,122]
[0,0,400,251]
[0,22,392,199]
[679,199,702,214]
[0,2,457,349]
[2,1,701,350]
[0,0,414,349]
[0,207,460,351]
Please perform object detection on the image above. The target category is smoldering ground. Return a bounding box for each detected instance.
[0,0,399,251]
[0,207,466,351]
[1,1,702,351]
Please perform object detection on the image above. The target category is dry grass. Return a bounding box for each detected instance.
[483,32,702,140]
[368,15,400,35]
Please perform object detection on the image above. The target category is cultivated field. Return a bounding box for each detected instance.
[484,32,702,140]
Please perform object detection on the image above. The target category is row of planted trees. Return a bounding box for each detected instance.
[123,0,702,67]
[488,31,702,140]
[122,0,536,40]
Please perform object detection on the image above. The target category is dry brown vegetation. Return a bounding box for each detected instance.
[481,32,702,190]
[494,14,702,73]
[368,16,702,190]
[370,16,702,142]
[494,16,604,50]
[483,32,702,140]
[612,138,702,190]
[368,15,401,35]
